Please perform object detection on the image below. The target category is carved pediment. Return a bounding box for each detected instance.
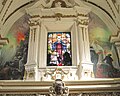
[26,0,91,18]
[28,0,90,9]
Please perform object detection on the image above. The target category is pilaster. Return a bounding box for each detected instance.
[25,17,41,80]
[110,31,120,60]
[77,16,94,79]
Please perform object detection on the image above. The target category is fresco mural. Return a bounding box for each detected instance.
[0,11,120,80]
[89,12,120,78]
[0,14,30,80]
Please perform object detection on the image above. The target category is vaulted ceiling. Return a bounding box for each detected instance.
[0,0,120,37]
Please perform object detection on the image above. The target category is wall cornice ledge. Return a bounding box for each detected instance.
[0,79,120,94]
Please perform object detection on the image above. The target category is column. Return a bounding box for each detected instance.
[25,17,40,80]
[77,17,94,79]
[38,23,48,68]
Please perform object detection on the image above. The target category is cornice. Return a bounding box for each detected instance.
[109,31,120,42]
[0,79,120,94]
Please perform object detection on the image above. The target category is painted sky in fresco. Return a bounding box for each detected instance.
[88,12,120,78]
[89,12,112,54]
[0,15,30,66]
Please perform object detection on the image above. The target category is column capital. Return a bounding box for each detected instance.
[29,17,41,27]
[77,18,89,27]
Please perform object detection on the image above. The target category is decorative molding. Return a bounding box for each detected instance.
[0,93,120,96]
[28,0,90,9]
[26,0,91,17]
[2,0,8,5]
[29,22,40,27]
[112,0,119,13]
[106,0,116,18]
[1,94,37,96]
[31,15,40,18]
[0,0,7,14]
[25,63,38,80]
[26,7,90,22]
[78,18,89,26]
[44,68,69,80]
[0,34,9,48]
[0,79,120,94]
[85,0,116,25]
[30,14,87,19]
[1,0,13,21]
[110,31,120,43]
[3,0,34,25]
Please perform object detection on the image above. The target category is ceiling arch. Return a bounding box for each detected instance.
[0,0,120,36]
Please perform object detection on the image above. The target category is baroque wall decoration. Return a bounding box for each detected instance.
[0,1,120,80]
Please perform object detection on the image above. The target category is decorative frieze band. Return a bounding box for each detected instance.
[0,92,120,96]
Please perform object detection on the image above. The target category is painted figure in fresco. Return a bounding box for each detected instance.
[91,40,104,63]
[0,62,11,80]
[95,53,120,78]
[96,54,114,78]
[19,57,25,79]
[103,54,114,68]
[90,47,99,77]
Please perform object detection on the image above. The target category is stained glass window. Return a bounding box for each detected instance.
[47,32,72,66]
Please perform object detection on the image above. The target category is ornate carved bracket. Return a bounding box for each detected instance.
[0,34,9,48]
[49,79,69,96]
[44,68,69,80]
